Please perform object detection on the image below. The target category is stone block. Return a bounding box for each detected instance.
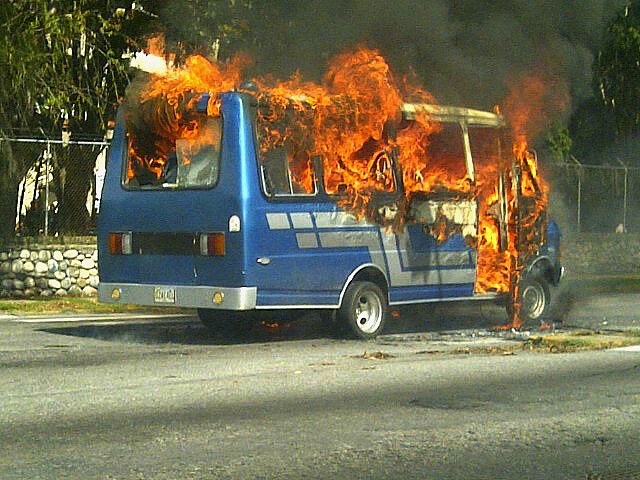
[11,260,23,274]
[1,279,13,289]
[58,260,69,271]
[0,252,8,261]
[38,250,51,262]
[54,289,67,297]
[35,262,48,274]
[47,259,58,273]
[79,269,90,279]
[30,251,38,262]
[40,289,52,297]
[35,278,49,289]
[24,277,36,288]
[68,285,82,296]
[23,261,34,273]
[54,271,66,280]
[53,250,64,261]
[61,278,72,289]
[68,268,80,278]
[81,258,95,269]
[91,250,98,261]
[0,261,10,273]
[89,268,98,276]
[48,279,61,290]
[88,275,99,288]
[77,278,87,288]
[81,286,97,297]
[19,249,30,259]
[70,259,82,267]
[13,279,24,290]
[63,249,79,259]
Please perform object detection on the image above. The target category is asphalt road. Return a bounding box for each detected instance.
[1,295,639,480]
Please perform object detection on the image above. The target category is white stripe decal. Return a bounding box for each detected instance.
[266,212,291,230]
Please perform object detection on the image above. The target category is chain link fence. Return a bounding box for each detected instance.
[3,138,638,237]
[548,157,640,233]
[4,137,109,237]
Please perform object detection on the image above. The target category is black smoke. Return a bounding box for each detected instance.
[189,0,626,112]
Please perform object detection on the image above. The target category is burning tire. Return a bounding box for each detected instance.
[197,309,254,336]
[338,281,388,339]
[512,275,551,329]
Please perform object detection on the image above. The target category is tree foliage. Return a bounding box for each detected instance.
[0,1,159,237]
[595,1,640,138]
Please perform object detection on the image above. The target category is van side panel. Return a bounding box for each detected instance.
[244,200,476,307]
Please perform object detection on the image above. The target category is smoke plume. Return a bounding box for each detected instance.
[191,0,625,114]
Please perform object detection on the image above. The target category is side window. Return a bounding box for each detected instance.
[424,123,467,185]
[261,148,316,196]
[260,146,316,196]
[468,126,502,168]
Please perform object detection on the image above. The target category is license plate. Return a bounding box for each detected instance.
[153,287,176,304]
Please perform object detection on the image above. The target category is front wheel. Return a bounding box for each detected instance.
[337,281,388,339]
[509,275,551,329]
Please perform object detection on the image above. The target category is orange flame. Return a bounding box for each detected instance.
[126,41,559,328]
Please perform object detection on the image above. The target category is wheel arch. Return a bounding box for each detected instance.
[338,264,389,308]
[526,256,558,286]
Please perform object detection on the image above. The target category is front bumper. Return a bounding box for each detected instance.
[98,283,257,310]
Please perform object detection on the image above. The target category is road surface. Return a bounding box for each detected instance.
[0,294,639,479]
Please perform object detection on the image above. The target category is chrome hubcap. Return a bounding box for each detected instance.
[522,284,545,319]
[354,291,383,334]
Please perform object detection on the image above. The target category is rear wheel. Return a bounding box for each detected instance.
[197,309,254,336]
[337,281,388,339]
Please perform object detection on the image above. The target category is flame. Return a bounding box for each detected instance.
[125,41,559,329]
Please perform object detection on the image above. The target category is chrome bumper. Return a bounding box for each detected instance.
[98,283,257,310]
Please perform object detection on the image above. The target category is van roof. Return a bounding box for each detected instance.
[401,103,505,128]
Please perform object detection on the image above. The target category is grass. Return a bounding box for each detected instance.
[0,297,187,316]
[525,330,640,353]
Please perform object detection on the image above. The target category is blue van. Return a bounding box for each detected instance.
[98,91,563,338]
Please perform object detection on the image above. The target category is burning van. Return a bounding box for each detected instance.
[98,54,563,339]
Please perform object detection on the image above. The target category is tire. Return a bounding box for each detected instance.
[509,275,551,329]
[197,309,254,336]
[337,281,388,339]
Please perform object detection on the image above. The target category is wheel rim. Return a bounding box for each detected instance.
[354,290,383,334]
[522,283,545,319]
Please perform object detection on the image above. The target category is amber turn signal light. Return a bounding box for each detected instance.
[200,233,225,256]
[108,232,132,255]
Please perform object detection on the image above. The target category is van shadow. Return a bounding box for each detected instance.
[38,302,510,346]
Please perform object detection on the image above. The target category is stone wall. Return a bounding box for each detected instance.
[0,238,98,299]
[1,233,639,299]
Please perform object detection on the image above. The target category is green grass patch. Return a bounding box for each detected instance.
[0,297,188,316]
[526,332,640,352]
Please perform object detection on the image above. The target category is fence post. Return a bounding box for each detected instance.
[570,155,582,232]
[44,142,51,236]
[617,159,628,233]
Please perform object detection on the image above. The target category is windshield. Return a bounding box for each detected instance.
[123,116,222,190]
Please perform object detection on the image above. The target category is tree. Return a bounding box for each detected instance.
[0,1,158,237]
[595,1,640,138]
